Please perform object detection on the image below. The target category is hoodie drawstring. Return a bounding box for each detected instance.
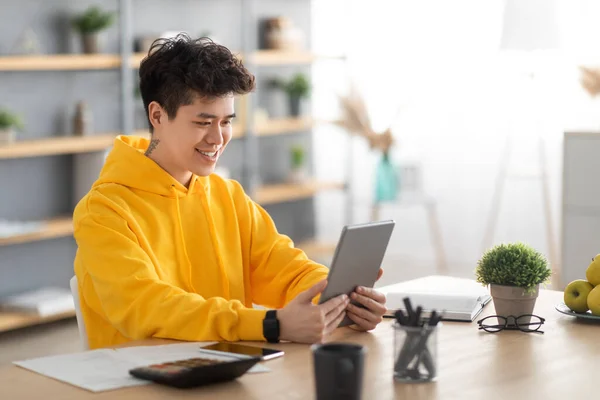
[171,185,197,293]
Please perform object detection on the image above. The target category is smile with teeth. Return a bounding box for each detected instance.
[196,148,219,160]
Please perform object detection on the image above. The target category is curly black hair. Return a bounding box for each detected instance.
[139,33,255,132]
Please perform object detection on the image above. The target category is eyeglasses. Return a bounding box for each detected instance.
[477,314,545,334]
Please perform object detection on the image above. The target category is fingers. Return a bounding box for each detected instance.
[376,268,384,282]
[319,293,349,315]
[297,280,328,303]
[347,310,378,331]
[351,289,387,315]
[347,302,383,324]
[324,295,350,323]
[324,310,347,336]
[357,286,386,304]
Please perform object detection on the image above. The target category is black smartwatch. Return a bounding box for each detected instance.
[262,310,280,343]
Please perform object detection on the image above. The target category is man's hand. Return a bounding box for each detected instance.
[278,280,349,344]
[347,268,387,331]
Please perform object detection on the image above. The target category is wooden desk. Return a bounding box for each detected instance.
[1,289,599,399]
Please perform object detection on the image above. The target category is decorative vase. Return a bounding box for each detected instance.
[0,127,16,145]
[289,95,302,117]
[73,101,93,136]
[82,33,99,54]
[265,17,304,50]
[490,284,539,323]
[374,152,399,203]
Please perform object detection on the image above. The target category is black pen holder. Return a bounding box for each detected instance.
[393,321,440,383]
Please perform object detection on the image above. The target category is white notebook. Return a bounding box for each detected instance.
[377,275,492,322]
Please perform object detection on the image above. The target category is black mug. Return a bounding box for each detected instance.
[311,343,365,400]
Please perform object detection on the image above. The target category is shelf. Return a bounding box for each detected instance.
[0,310,76,334]
[0,54,121,71]
[130,51,343,68]
[0,134,116,159]
[0,216,73,247]
[130,126,244,140]
[0,50,344,71]
[250,50,344,65]
[255,117,313,136]
[129,53,147,68]
[255,180,345,205]
[296,239,337,259]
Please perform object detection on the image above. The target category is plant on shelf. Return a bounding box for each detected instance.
[0,108,24,145]
[272,73,311,117]
[288,144,307,183]
[475,242,551,319]
[72,6,116,54]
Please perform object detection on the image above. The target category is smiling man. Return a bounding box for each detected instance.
[72,34,387,350]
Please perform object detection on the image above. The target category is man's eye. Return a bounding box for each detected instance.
[222,120,232,125]
[195,121,210,126]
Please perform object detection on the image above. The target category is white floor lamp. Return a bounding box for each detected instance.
[483,0,560,285]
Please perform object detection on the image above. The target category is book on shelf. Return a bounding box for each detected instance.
[0,287,74,317]
[377,275,492,322]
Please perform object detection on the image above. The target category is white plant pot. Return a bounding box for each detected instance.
[288,167,307,183]
[0,128,16,144]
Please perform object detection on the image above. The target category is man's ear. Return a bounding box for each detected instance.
[148,101,165,130]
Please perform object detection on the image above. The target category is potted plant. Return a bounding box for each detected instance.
[72,6,116,54]
[272,74,311,117]
[0,108,24,145]
[475,242,551,320]
[288,144,307,183]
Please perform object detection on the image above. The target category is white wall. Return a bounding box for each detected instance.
[310,0,600,276]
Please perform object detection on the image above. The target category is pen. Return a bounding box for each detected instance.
[394,305,442,380]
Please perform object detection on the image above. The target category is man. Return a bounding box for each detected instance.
[73,34,387,350]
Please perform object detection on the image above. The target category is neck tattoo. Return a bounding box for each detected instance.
[145,138,160,157]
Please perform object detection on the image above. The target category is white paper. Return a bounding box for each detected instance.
[14,342,271,393]
[14,349,147,393]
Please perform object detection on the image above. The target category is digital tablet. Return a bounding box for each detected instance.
[318,220,395,327]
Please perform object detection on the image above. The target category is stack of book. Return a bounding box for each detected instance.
[0,287,74,317]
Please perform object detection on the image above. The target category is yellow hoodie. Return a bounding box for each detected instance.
[73,135,328,349]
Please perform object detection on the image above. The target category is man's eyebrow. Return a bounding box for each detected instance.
[196,112,237,119]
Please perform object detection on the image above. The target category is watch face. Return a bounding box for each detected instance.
[264,317,279,342]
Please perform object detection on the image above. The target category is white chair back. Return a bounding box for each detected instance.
[70,275,89,350]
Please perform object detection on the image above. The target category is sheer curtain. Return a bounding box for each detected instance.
[311,0,600,275]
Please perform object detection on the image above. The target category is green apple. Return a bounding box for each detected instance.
[564,279,594,313]
[588,285,600,316]
[586,255,600,286]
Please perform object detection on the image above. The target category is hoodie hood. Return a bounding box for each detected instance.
[94,135,208,197]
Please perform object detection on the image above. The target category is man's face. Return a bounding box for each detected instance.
[151,95,235,179]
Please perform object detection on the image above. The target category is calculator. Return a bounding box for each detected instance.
[129,356,261,388]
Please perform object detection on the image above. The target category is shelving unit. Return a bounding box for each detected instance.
[0,134,117,160]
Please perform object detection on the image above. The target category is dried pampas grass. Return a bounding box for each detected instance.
[580,66,600,97]
[335,85,399,154]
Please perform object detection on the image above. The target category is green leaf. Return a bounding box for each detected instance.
[0,108,24,130]
[474,242,551,292]
[72,6,116,34]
